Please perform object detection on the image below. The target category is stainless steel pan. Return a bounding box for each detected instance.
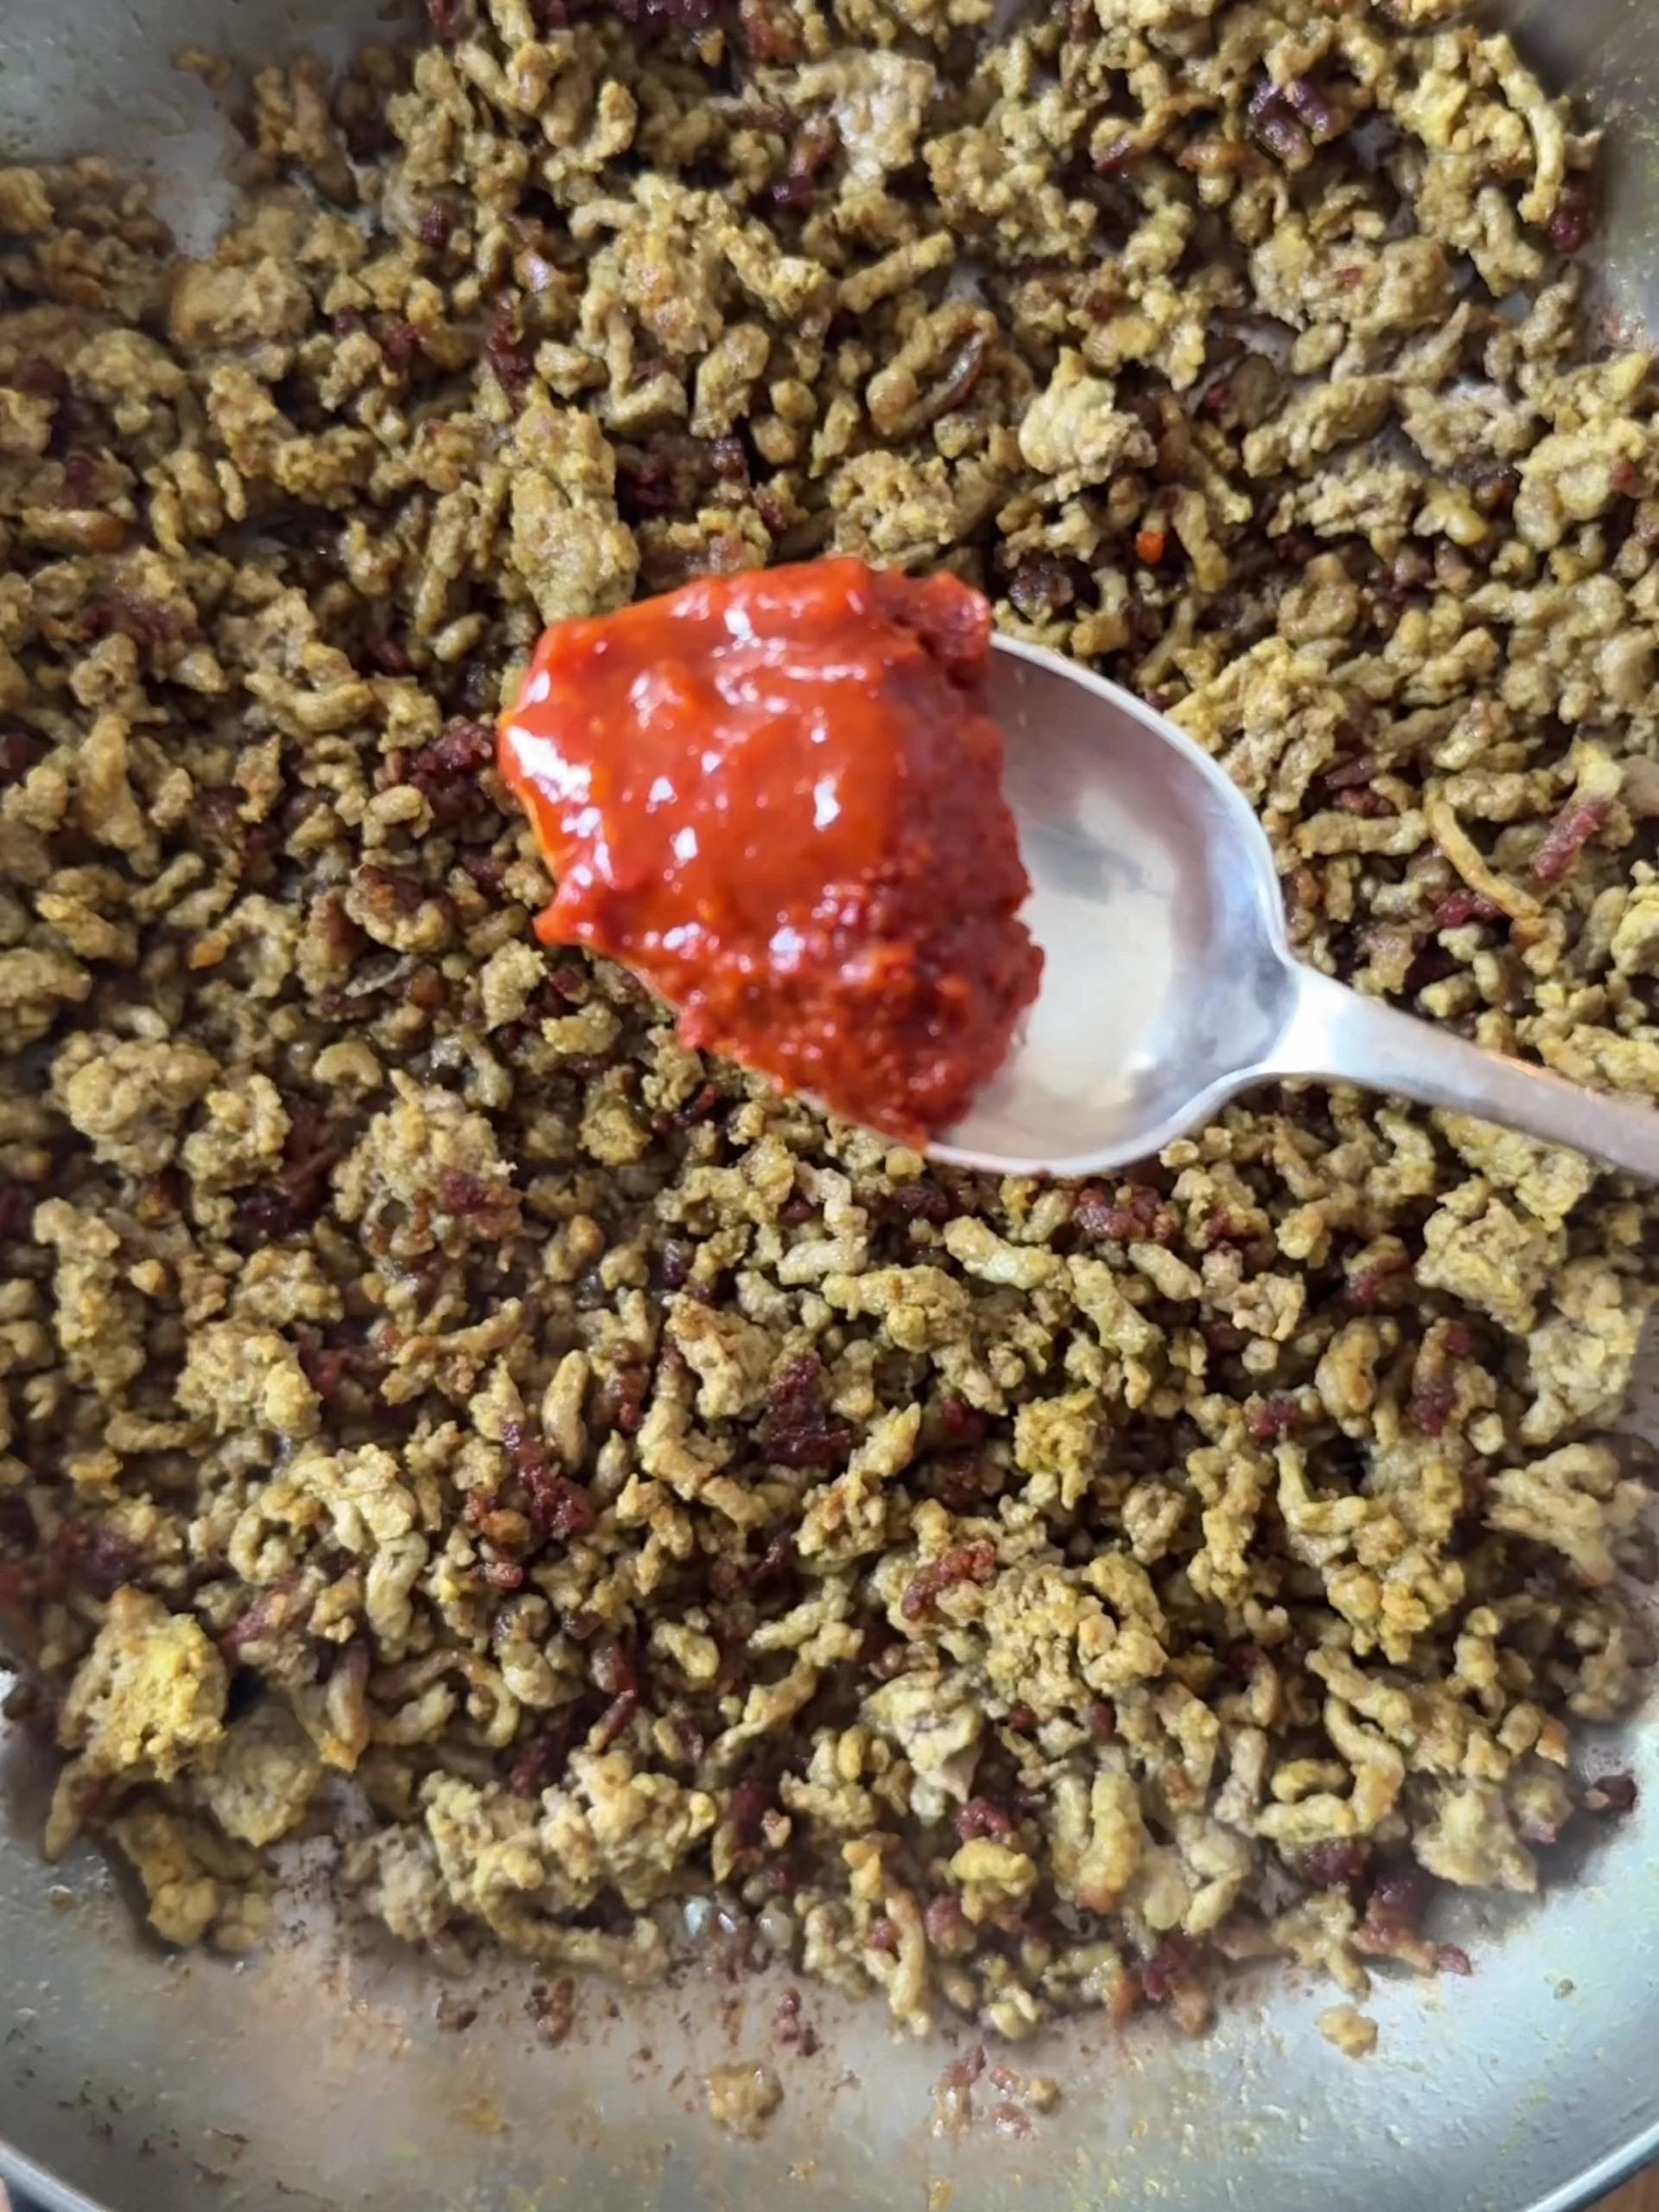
[1,3,1656,2207]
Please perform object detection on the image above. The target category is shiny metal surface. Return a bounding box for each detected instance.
[943,643,1659,1179]
[1,3,1657,2211]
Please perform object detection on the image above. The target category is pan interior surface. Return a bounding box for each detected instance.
[0,3,1656,2209]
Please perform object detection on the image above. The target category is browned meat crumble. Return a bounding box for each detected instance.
[0,0,1654,2050]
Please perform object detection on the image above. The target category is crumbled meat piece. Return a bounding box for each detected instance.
[53,1588,227,1825]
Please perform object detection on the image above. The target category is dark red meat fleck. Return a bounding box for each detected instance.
[955,1796,1016,1844]
[1433,888,1505,930]
[1333,785,1395,819]
[0,726,42,785]
[923,1894,972,1954]
[404,725,493,831]
[509,1707,582,1797]
[524,1465,596,1546]
[1583,1771,1638,1815]
[1324,753,1380,792]
[591,1687,640,1750]
[361,630,413,675]
[1281,73,1340,139]
[86,588,191,649]
[1533,793,1611,884]
[901,1538,998,1620]
[931,1453,1000,1513]
[708,1532,794,1599]
[237,1097,340,1240]
[379,320,423,370]
[758,1357,853,1470]
[594,1365,647,1437]
[219,1577,308,1662]
[1246,80,1313,168]
[1357,1869,1428,1954]
[772,1987,820,2051]
[1436,1943,1474,1977]
[766,114,838,212]
[1073,1184,1179,1244]
[296,1330,385,1404]
[1007,556,1076,621]
[1245,1395,1300,1445]
[938,1396,988,1448]
[1270,528,1319,565]
[15,356,67,402]
[1345,1249,1409,1308]
[658,1237,696,1292]
[729,1777,776,1847]
[0,1179,36,1239]
[1141,1935,1201,2005]
[48,1522,146,1600]
[1410,1361,1457,1439]
[486,302,535,397]
[654,1080,723,1135]
[883,1179,956,1225]
[1299,1838,1369,1890]
[1548,176,1597,256]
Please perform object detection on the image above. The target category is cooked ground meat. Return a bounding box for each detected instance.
[0,0,1653,2050]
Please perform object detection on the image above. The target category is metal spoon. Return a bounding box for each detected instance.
[934,637,1659,1180]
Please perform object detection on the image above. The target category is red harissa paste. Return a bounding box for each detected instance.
[496,556,1042,1146]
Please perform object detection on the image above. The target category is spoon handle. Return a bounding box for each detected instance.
[1264,964,1659,1180]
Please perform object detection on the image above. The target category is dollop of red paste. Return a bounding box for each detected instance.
[497,557,1041,1145]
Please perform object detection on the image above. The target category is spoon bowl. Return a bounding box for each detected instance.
[936,638,1659,1182]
